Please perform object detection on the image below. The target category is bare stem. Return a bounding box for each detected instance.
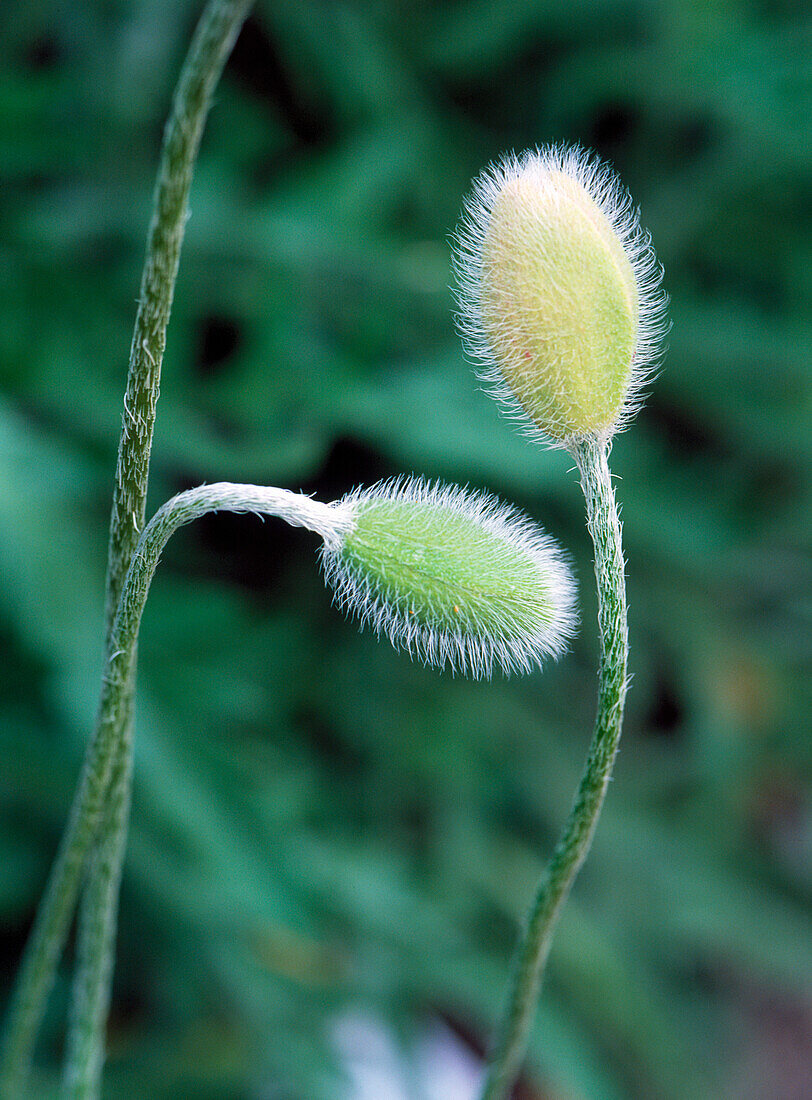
[480,436,628,1100]
[0,4,252,1096]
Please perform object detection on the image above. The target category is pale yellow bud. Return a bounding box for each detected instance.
[454,146,667,446]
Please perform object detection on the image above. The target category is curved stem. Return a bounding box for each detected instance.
[0,485,344,1100]
[60,483,341,1100]
[61,3,253,1097]
[106,0,255,633]
[1,3,254,1093]
[480,436,628,1100]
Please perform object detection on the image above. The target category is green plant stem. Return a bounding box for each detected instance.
[65,3,253,1096]
[0,485,340,1100]
[62,729,133,1100]
[0,4,252,1097]
[480,435,628,1100]
[61,483,343,1100]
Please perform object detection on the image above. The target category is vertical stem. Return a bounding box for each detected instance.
[62,734,133,1099]
[480,436,628,1100]
[0,4,252,1097]
[103,0,252,638]
[0,683,131,1100]
[65,4,253,1097]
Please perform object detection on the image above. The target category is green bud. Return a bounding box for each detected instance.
[455,145,667,446]
[322,477,576,677]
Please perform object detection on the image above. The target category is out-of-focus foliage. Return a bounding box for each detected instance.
[1,0,810,1097]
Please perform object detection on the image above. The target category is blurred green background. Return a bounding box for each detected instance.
[1,1,810,1097]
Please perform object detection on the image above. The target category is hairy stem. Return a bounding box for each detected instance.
[64,3,254,1096]
[0,485,343,1100]
[62,730,133,1100]
[0,5,252,1096]
[480,436,628,1100]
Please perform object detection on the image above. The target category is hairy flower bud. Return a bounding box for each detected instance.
[321,477,576,678]
[454,145,667,446]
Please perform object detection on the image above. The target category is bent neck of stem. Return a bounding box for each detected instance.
[113,485,350,664]
[480,435,628,1100]
[0,483,343,1100]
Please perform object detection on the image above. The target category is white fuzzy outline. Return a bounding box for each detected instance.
[321,476,577,679]
[452,144,669,449]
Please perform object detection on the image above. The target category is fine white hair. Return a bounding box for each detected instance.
[453,143,669,447]
[321,476,577,679]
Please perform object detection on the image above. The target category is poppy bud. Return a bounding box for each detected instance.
[455,146,667,445]
[322,477,576,677]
